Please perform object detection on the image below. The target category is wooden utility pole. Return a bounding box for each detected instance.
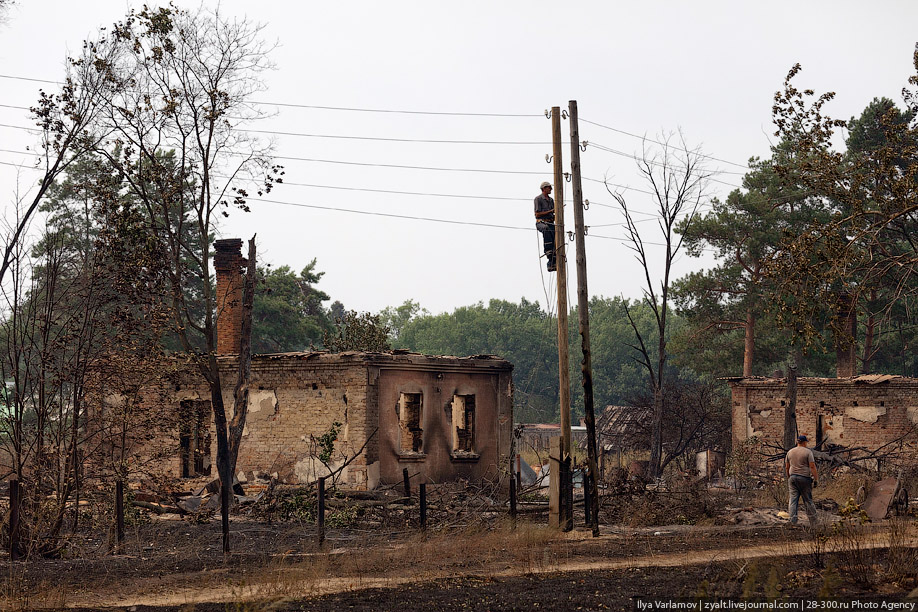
[569,100,600,536]
[549,106,573,531]
[553,107,571,460]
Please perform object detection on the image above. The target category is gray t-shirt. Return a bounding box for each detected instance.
[534,194,554,220]
[786,446,815,477]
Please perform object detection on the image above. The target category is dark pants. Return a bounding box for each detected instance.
[788,475,818,526]
[537,220,555,266]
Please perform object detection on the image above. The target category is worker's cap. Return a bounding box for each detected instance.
[797,434,808,442]
[540,181,552,189]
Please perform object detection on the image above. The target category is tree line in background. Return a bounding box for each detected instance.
[1,4,916,553]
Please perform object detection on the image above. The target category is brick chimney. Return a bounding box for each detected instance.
[835,292,857,378]
[214,239,247,354]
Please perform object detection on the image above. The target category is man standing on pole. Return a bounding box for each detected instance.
[535,181,557,272]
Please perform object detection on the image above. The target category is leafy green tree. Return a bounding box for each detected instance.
[767,57,918,373]
[379,299,426,343]
[323,311,391,353]
[674,143,833,377]
[842,97,918,373]
[252,262,330,353]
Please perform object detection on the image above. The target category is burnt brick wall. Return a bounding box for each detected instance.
[126,353,513,490]
[731,378,918,454]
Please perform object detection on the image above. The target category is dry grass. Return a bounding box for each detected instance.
[1,568,66,612]
[184,522,568,611]
[886,516,918,585]
[814,473,866,506]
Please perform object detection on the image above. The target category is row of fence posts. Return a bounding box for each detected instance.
[313,467,594,546]
[7,468,591,559]
[314,468,430,546]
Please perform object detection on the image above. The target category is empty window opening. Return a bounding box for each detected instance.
[399,393,423,452]
[179,400,212,478]
[452,395,476,453]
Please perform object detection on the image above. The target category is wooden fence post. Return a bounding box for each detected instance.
[509,477,517,528]
[402,468,411,499]
[317,477,325,546]
[419,483,427,530]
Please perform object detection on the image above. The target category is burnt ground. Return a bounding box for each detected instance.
[146,555,914,612]
[6,516,917,611]
[4,481,917,611]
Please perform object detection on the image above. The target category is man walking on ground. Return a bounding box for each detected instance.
[534,181,556,272]
[785,434,819,527]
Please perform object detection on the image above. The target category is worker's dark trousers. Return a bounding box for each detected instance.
[537,221,556,267]
[788,475,818,526]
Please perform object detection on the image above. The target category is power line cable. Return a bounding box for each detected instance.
[0,74,58,85]
[239,180,531,202]
[243,127,555,145]
[244,195,652,244]
[586,141,746,189]
[588,140,747,177]
[246,100,541,118]
[0,73,538,118]
[0,72,764,173]
[580,117,752,170]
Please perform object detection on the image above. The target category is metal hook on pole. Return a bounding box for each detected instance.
[567,230,575,242]
[564,172,571,182]
[561,110,569,119]
[584,199,590,210]
[545,153,553,164]
[580,141,589,152]
[544,109,552,119]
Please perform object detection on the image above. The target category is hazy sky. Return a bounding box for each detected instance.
[2,1,917,315]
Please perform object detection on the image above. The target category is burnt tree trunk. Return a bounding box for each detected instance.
[783,361,798,451]
[743,308,755,377]
[213,237,257,555]
[862,290,876,374]
[648,387,664,479]
[229,237,256,479]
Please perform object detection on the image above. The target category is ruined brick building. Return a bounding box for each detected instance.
[131,239,514,489]
[726,340,918,455]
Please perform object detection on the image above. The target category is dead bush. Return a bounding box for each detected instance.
[603,485,728,527]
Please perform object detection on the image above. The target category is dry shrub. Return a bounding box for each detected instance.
[886,516,918,586]
[827,499,878,582]
[753,476,786,509]
[620,486,727,527]
[726,437,770,490]
[1,569,66,611]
